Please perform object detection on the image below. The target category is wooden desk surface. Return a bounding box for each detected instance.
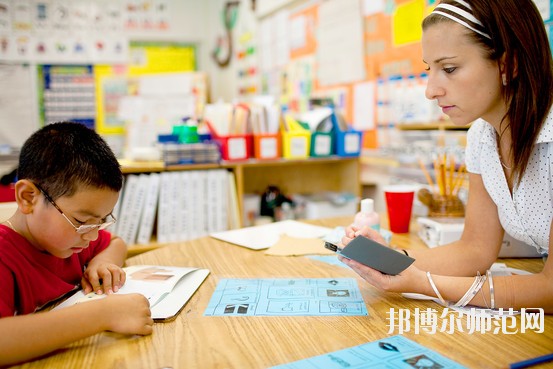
[12,217,553,369]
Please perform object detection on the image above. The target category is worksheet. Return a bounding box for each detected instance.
[203,278,367,316]
[269,335,468,369]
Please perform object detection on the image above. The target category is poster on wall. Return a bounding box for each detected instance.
[38,64,96,128]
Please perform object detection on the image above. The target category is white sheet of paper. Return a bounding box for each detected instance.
[210,220,332,250]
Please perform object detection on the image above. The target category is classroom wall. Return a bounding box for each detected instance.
[0,0,212,148]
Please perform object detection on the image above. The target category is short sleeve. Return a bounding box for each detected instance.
[465,120,486,175]
[0,259,16,317]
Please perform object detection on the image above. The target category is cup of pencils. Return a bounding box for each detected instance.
[418,155,465,218]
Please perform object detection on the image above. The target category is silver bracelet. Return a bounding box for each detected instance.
[426,272,447,305]
[487,269,495,309]
[454,273,487,308]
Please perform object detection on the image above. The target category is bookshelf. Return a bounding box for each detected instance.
[120,157,360,255]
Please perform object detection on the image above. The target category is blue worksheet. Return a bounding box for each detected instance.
[269,335,468,369]
[204,278,367,316]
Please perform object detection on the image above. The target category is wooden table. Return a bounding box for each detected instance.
[11,217,553,369]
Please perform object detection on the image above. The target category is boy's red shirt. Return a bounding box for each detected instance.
[0,225,111,316]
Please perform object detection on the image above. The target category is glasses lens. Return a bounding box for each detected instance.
[74,215,116,234]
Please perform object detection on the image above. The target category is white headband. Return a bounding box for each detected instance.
[432,0,491,39]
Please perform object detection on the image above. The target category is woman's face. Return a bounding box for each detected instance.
[422,22,506,128]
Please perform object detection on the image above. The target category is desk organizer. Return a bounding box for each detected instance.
[253,133,281,160]
[206,120,253,161]
[281,116,311,159]
[330,113,363,157]
[310,131,334,157]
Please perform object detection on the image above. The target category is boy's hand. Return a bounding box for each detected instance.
[82,261,126,295]
[99,294,154,335]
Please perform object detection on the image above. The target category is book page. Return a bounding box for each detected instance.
[54,265,203,310]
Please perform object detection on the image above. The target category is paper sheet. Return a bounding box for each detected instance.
[264,234,335,256]
[204,278,367,316]
[210,220,332,250]
[269,335,468,369]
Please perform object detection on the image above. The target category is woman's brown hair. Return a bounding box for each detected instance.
[423,0,553,184]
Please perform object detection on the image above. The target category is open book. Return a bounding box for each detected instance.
[55,265,210,321]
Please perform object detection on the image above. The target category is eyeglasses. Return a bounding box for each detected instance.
[35,183,117,234]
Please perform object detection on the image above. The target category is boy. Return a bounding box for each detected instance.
[0,122,153,366]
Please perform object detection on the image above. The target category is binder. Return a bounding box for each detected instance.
[177,171,193,242]
[117,174,149,245]
[157,172,174,244]
[136,173,161,245]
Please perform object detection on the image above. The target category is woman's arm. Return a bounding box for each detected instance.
[408,172,505,275]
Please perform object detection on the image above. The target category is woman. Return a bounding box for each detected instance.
[341,0,553,312]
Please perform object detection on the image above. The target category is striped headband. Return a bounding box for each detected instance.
[432,0,491,39]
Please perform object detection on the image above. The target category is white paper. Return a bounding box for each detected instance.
[316,0,365,86]
[353,81,375,130]
[210,220,333,250]
[362,0,385,16]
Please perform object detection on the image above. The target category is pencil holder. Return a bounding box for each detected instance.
[417,188,465,218]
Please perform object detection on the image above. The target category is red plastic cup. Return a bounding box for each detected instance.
[384,185,415,233]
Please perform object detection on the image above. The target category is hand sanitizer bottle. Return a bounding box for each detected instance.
[353,198,380,232]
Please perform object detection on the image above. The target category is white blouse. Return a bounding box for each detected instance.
[465,110,553,255]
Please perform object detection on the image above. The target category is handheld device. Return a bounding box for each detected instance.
[325,235,415,275]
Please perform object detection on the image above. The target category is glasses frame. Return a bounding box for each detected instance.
[35,183,117,234]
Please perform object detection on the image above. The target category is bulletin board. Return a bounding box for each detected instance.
[258,0,433,149]
[95,41,197,135]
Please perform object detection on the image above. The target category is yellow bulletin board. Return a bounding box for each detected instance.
[95,42,197,135]
[278,0,434,148]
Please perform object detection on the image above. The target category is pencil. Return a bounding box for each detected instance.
[452,164,466,196]
[510,352,553,369]
[433,158,442,195]
[418,159,434,189]
[448,155,455,195]
[440,157,446,196]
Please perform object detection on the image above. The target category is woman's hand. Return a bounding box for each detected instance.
[339,255,426,294]
[342,224,387,247]
[340,224,425,294]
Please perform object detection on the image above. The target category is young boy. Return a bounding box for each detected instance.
[0,122,153,366]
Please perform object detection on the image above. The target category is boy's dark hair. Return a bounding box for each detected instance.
[17,122,123,200]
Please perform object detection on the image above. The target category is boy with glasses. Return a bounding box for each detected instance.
[0,122,153,366]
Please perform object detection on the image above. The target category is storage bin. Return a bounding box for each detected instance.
[253,133,281,160]
[206,121,253,161]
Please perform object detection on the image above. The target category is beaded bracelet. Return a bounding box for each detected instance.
[426,272,447,305]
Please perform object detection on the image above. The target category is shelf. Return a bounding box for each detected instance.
[121,156,361,255]
[394,121,470,130]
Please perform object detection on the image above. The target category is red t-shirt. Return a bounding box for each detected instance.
[0,225,111,316]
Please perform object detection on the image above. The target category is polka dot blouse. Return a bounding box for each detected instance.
[465,111,553,255]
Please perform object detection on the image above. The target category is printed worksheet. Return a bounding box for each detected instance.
[269,335,468,369]
[204,278,367,316]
